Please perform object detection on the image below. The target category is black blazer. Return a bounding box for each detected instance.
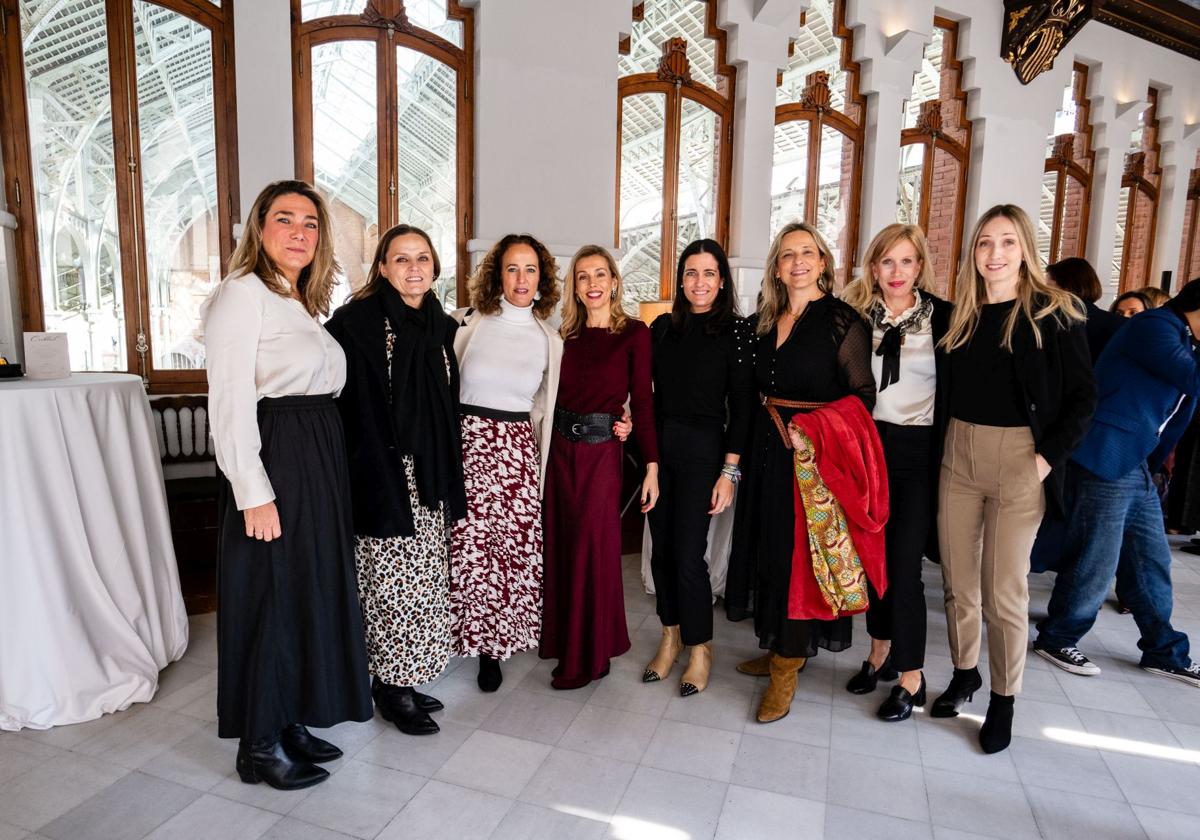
[1084,301,1124,364]
[325,294,463,539]
[938,297,1096,516]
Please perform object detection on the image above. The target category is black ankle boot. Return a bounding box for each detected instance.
[876,675,926,722]
[237,734,328,790]
[373,676,442,712]
[477,655,503,693]
[280,724,342,763]
[845,653,898,694]
[930,667,983,718]
[979,692,1015,754]
[373,682,440,735]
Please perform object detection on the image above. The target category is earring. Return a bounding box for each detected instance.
[610,289,616,300]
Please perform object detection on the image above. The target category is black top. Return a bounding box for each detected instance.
[1084,301,1124,364]
[650,312,754,455]
[948,300,1027,427]
[753,295,876,412]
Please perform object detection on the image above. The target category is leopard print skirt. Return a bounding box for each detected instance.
[355,455,451,687]
[450,414,543,659]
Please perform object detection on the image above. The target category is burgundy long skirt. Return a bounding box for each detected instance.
[539,433,630,687]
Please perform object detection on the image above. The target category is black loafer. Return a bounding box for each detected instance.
[930,667,983,718]
[280,724,343,763]
[876,675,926,722]
[845,654,898,694]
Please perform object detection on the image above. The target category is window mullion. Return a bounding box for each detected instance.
[660,86,683,299]
[804,114,821,223]
[917,138,935,232]
[378,32,397,229]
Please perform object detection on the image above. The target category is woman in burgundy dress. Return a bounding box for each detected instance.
[539,244,660,690]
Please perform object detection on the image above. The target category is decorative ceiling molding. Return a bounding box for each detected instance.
[1092,0,1200,61]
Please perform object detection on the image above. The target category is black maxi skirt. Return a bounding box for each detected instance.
[216,394,372,740]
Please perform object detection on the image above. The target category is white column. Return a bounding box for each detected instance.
[718,0,799,308]
[470,0,632,269]
[1151,88,1200,290]
[233,0,294,222]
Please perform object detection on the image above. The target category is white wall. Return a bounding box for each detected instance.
[2,0,1199,334]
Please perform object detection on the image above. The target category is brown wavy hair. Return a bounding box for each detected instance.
[757,221,837,336]
[228,180,339,317]
[468,233,561,318]
[560,245,628,339]
[350,224,440,302]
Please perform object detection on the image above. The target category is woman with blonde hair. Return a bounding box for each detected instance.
[325,223,466,738]
[449,233,563,693]
[840,223,951,721]
[725,221,877,724]
[539,245,659,690]
[932,204,1094,753]
[203,180,371,790]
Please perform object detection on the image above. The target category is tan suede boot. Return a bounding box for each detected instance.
[679,642,712,697]
[736,653,772,677]
[756,654,807,723]
[642,625,683,683]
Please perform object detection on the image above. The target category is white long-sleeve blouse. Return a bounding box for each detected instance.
[201,271,346,510]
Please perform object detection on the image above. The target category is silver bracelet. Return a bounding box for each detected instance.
[720,463,742,484]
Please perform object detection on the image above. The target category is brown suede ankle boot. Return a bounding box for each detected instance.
[736,653,772,677]
[756,654,807,723]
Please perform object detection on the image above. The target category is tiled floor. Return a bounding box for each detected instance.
[4,545,1200,840]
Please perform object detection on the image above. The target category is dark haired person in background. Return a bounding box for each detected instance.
[1046,257,1123,362]
[1034,278,1200,689]
[643,239,753,697]
[1112,290,1151,318]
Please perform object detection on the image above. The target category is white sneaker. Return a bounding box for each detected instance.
[1034,646,1101,676]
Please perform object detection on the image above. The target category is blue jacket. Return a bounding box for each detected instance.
[1071,307,1200,480]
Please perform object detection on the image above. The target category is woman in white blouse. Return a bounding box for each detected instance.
[202,180,372,791]
[449,234,564,692]
[841,223,951,722]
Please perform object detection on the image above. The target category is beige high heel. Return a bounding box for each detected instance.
[679,642,712,696]
[642,625,683,683]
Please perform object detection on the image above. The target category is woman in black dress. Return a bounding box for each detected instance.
[644,239,753,697]
[203,180,372,791]
[726,221,876,724]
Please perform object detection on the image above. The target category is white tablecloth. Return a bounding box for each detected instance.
[0,373,189,730]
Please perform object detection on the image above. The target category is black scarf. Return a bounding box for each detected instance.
[378,286,461,512]
[870,293,933,391]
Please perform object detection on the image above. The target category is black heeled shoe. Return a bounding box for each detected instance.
[845,653,899,694]
[930,667,983,718]
[374,677,442,713]
[876,675,926,722]
[373,682,440,735]
[280,724,342,763]
[477,655,503,693]
[237,734,328,790]
[979,692,1014,754]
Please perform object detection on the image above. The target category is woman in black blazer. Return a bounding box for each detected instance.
[325,224,466,738]
[933,205,1095,754]
[841,224,951,722]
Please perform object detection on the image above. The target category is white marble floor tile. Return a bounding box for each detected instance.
[924,767,1039,840]
[0,752,129,831]
[36,771,200,840]
[141,793,280,840]
[558,704,659,764]
[606,766,726,840]
[826,750,930,824]
[1024,786,1147,840]
[641,719,740,783]
[491,802,609,840]
[714,785,824,840]
[478,687,585,745]
[376,780,511,840]
[518,747,637,818]
[287,759,424,839]
[729,733,828,801]
[823,804,934,840]
[353,719,473,778]
[433,730,551,798]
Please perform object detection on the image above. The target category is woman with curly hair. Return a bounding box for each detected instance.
[203,180,371,790]
[449,234,564,692]
[539,245,659,690]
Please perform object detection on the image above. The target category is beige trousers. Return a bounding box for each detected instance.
[938,419,1045,696]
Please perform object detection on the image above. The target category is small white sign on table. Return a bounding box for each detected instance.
[23,332,71,380]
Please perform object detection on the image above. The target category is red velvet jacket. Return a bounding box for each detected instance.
[787,396,889,619]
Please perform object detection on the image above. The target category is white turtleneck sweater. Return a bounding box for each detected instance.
[458,298,548,412]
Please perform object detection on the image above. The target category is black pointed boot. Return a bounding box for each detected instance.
[236,734,328,790]
[280,724,342,763]
[374,682,440,735]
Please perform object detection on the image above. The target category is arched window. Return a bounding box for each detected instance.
[617,0,735,306]
[1114,86,1162,293]
[896,19,971,298]
[2,0,238,389]
[1179,155,1200,289]
[293,0,473,309]
[771,0,864,289]
[1038,63,1094,266]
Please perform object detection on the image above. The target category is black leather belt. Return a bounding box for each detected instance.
[460,403,530,422]
[554,408,619,443]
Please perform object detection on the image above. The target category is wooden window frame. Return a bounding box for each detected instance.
[898,17,971,298]
[1042,62,1095,264]
[1180,167,1200,290]
[1,0,240,393]
[1117,86,1162,293]
[616,0,735,300]
[772,0,864,286]
[291,0,474,306]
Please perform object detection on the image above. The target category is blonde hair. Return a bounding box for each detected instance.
[469,234,561,319]
[1138,286,1170,308]
[228,180,340,317]
[757,221,837,336]
[841,224,936,319]
[941,204,1084,352]
[560,245,628,339]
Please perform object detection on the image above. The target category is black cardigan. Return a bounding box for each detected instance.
[937,297,1096,516]
[324,294,465,539]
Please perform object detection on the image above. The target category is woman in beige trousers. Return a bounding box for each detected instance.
[932,205,1095,754]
